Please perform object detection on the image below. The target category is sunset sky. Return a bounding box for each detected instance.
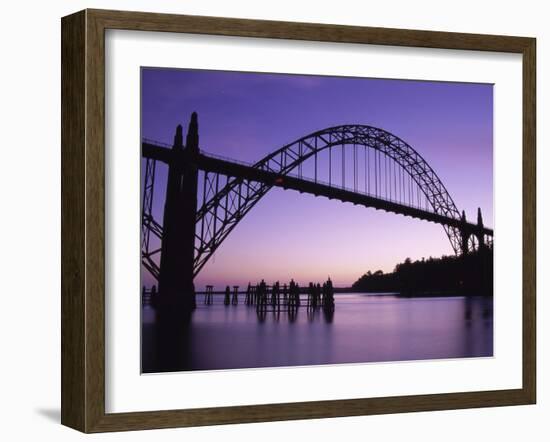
[141,68,493,289]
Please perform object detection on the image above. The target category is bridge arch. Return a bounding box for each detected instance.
[194,124,463,276]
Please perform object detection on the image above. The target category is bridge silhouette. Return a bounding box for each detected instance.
[141,112,493,313]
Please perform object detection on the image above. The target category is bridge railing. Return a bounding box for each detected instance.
[142,137,172,148]
[200,149,256,167]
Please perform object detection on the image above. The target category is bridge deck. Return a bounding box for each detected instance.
[142,142,493,236]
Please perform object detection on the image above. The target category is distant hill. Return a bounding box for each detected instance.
[351,248,493,296]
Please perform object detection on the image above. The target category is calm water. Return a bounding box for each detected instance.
[142,293,493,373]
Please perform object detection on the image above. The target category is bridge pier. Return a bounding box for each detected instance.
[157,112,200,318]
[476,207,486,250]
[460,210,469,256]
[460,208,487,256]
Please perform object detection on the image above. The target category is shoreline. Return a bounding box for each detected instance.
[351,291,492,298]
[192,290,492,297]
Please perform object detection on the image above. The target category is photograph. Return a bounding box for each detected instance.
[140,68,494,374]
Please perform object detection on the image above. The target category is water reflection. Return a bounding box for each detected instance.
[142,293,493,373]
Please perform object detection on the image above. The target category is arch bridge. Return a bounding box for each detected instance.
[141,113,493,308]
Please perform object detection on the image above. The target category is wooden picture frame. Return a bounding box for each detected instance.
[61,8,536,433]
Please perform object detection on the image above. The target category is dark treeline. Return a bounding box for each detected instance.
[351,248,493,296]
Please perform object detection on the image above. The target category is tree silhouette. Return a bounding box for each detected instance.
[352,248,493,296]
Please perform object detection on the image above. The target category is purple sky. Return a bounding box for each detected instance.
[141,68,493,289]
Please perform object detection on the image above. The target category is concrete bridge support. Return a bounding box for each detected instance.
[460,210,469,256]
[476,207,486,250]
[157,113,200,317]
[460,208,487,256]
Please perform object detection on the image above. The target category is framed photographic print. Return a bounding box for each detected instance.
[61,9,536,433]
